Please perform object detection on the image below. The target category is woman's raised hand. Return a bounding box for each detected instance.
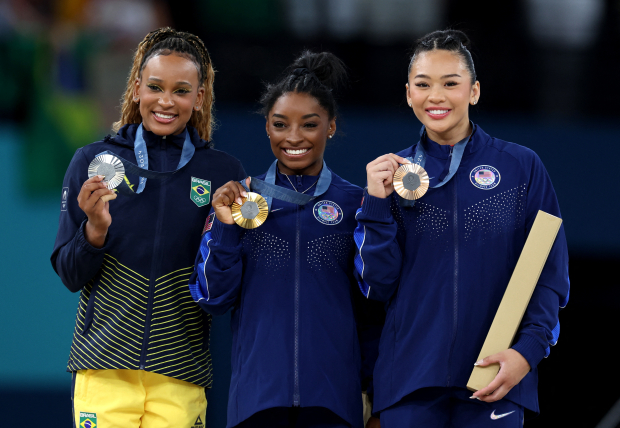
[212,177,252,225]
[78,175,117,248]
[366,154,410,199]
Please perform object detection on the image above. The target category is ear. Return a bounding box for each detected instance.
[328,117,336,137]
[195,86,206,110]
[265,118,270,137]
[405,83,412,107]
[470,81,481,105]
[134,78,141,100]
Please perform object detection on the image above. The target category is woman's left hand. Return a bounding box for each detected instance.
[470,349,530,402]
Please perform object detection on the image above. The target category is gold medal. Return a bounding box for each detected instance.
[393,164,429,200]
[231,192,269,229]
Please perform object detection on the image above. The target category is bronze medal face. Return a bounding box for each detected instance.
[231,192,269,229]
[87,154,125,189]
[393,164,429,200]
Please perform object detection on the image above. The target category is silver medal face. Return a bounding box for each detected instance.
[88,154,125,189]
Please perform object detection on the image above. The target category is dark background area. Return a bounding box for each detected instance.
[1,0,619,427]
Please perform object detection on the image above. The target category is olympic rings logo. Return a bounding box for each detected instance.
[194,196,208,203]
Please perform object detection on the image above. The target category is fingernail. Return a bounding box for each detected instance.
[474,360,483,366]
[241,191,247,197]
[97,175,105,179]
[237,197,243,205]
[469,395,476,399]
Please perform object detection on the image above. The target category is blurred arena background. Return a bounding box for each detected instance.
[1,0,619,426]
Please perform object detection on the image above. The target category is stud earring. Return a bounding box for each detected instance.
[194,106,200,111]
[328,134,333,139]
[408,102,412,107]
[134,97,139,103]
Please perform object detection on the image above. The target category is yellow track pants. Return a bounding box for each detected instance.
[73,369,207,428]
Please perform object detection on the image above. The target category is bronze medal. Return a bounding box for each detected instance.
[231,192,269,229]
[393,164,429,200]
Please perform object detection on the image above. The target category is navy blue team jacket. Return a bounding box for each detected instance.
[354,125,569,415]
[189,168,365,427]
[51,124,245,387]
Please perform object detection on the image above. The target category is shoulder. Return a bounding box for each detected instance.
[329,171,363,198]
[477,128,545,173]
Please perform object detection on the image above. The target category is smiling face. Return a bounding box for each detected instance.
[134,54,204,136]
[406,49,480,145]
[266,92,336,176]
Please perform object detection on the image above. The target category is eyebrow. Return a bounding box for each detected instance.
[414,74,461,79]
[271,113,320,119]
[147,77,193,87]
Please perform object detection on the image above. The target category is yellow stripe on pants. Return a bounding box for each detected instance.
[73,369,207,428]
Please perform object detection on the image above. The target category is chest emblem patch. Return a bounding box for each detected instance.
[191,176,211,207]
[470,165,500,190]
[313,200,343,225]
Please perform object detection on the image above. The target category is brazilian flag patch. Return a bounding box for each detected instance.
[79,412,97,428]
[191,177,211,207]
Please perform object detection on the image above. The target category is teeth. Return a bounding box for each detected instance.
[285,148,309,155]
[154,112,175,119]
[428,110,449,115]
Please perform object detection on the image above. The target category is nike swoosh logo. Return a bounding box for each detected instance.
[270,208,283,212]
[490,410,515,420]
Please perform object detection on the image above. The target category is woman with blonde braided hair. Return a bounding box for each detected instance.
[51,27,246,427]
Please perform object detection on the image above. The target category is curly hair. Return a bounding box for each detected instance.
[112,27,215,141]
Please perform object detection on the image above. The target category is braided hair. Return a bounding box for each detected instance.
[408,30,477,84]
[113,27,215,141]
[260,50,347,120]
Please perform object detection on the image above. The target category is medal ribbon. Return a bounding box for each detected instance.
[98,124,195,196]
[241,159,332,212]
[400,124,474,207]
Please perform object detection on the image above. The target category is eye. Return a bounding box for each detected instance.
[445,81,459,87]
[303,122,318,128]
[174,88,191,94]
[414,82,429,88]
[147,84,162,92]
[273,121,286,128]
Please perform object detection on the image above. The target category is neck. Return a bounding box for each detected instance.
[277,159,323,176]
[426,120,472,146]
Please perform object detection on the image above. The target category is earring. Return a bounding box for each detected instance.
[328,134,333,139]
[267,134,270,138]
[408,102,411,107]
[133,97,139,103]
[194,106,201,111]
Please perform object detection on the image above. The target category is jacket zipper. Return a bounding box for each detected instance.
[447,147,459,386]
[293,175,302,406]
[140,135,167,370]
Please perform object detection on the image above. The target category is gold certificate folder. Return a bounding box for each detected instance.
[467,210,562,392]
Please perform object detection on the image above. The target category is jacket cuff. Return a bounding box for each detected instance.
[76,220,108,254]
[361,193,392,219]
[211,217,242,247]
[511,333,547,370]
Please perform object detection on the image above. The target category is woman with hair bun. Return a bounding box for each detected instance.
[51,28,246,427]
[354,30,569,426]
[190,51,370,427]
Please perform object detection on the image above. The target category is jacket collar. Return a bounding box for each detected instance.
[113,123,208,149]
[417,122,489,159]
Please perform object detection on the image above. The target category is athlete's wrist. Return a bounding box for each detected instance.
[85,221,108,248]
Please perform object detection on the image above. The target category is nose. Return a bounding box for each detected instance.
[158,94,174,107]
[286,127,304,145]
[428,85,446,104]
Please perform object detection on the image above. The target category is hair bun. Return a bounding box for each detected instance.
[289,51,347,92]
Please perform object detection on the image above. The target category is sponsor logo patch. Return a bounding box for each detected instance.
[203,212,215,235]
[490,410,515,420]
[313,200,343,225]
[79,412,97,428]
[192,415,204,427]
[190,177,211,207]
[470,165,500,190]
[61,187,69,211]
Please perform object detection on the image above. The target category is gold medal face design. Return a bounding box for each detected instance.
[231,192,269,229]
[393,164,429,200]
[88,154,125,190]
